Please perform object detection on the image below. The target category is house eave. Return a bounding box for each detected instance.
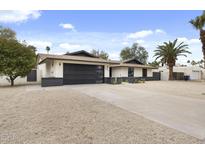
[38,57,111,65]
[110,64,157,69]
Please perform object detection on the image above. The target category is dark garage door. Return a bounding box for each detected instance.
[27,70,37,82]
[63,63,104,84]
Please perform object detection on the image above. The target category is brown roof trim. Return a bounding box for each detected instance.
[37,53,119,65]
[108,60,120,64]
[110,63,157,69]
[39,57,111,65]
[37,53,155,69]
[123,57,143,64]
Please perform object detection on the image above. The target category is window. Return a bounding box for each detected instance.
[142,69,147,77]
[128,67,134,77]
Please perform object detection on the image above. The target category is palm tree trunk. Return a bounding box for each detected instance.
[168,65,174,80]
[203,45,205,68]
[203,53,205,68]
[200,30,205,68]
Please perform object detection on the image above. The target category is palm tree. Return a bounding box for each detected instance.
[154,39,191,80]
[191,60,196,66]
[46,46,50,54]
[189,11,205,68]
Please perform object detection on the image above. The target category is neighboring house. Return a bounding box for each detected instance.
[37,50,158,87]
[157,66,205,81]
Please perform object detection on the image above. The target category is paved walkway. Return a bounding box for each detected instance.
[69,83,205,140]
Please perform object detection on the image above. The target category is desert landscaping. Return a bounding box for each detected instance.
[0,81,204,143]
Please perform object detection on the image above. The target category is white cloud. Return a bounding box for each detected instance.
[59,43,91,51]
[59,23,75,31]
[155,29,166,34]
[59,43,80,50]
[136,39,145,44]
[111,39,116,42]
[174,37,202,63]
[127,29,166,40]
[122,41,129,46]
[27,41,52,51]
[127,30,153,39]
[177,37,188,42]
[177,37,200,45]
[109,52,120,60]
[189,39,200,44]
[0,10,41,23]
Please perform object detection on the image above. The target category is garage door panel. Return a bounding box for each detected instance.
[64,72,97,75]
[63,79,97,84]
[64,75,98,79]
[64,68,97,73]
[63,63,104,84]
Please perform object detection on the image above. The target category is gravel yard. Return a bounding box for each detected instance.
[0,83,203,143]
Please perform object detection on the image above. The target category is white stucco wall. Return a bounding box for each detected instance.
[0,69,41,86]
[160,70,169,81]
[0,76,27,86]
[104,64,110,78]
[158,66,203,80]
[147,69,153,77]
[111,67,120,77]
[112,67,128,77]
[38,63,46,77]
[202,69,205,79]
[43,60,110,78]
[38,60,54,77]
[112,67,153,78]
[53,60,63,77]
[134,68,142,77]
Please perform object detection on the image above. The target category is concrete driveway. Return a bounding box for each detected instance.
[69,81,205,140]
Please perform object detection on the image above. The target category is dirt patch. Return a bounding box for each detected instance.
[0,85,202,143]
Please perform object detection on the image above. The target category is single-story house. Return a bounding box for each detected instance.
[157,66,205,80]
[0,50,159,86]
[37,50,158,86]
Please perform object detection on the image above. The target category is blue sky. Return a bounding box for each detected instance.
[0,10,203,63]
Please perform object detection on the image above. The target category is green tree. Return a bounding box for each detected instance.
[0,27,36,86]
[120,47,132,60]
[91,49,109,60]
[46,46,50,54]
[120,43,148,64]
[199,59,205,68]
[0,27,16,40]
[190,59,205,67]
[148,61,160,67]
[154,39,191,80]
[189,11,205,68]
[191,60,197,66]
